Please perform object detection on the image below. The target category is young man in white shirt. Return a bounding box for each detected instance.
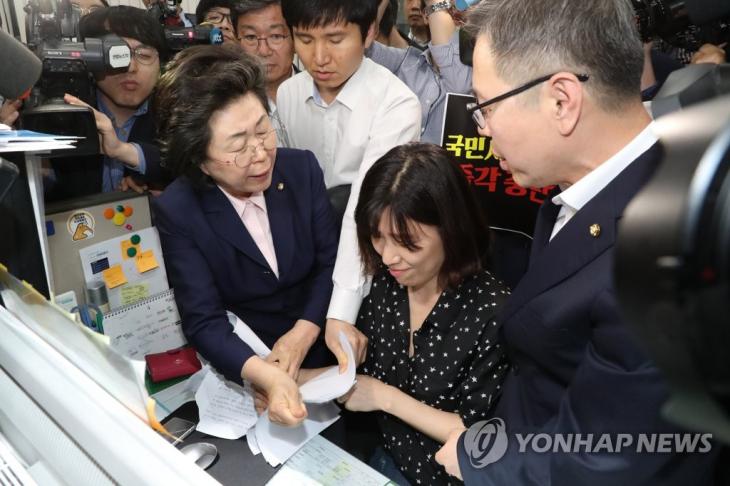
[277,0,421,375]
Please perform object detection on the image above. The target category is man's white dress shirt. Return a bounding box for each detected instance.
[277,57,421,323]
[550,123,658,240]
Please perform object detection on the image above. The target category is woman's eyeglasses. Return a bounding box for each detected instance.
[238,33,290,49]
[208,129,277,169]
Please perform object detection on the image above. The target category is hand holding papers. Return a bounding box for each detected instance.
[191,315,359,466]
[299,332,356,403]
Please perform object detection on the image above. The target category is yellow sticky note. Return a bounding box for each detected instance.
[102,264,127,289]
[120,239,140,260]
[120,283,149,305]
[136,249,160,274]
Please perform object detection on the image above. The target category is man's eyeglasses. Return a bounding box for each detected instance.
[239,33,290,49]
[205,11,231,25]
[467,73,589,129]
[130,45,159,66]
[208,129,277,169]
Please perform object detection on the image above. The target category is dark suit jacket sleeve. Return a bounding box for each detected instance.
[298,150,339,326]
[457,289,707,486]
[127,111,168,186]
[152,193,255,383]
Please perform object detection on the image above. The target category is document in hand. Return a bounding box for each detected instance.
[192,314,357,466]
[298,331,357,403]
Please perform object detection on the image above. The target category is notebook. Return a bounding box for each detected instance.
[103,288,187,360]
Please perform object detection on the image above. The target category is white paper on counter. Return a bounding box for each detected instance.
[195,369,258,439]
[254,401,341,467]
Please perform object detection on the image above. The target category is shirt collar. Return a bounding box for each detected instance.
[308,58,367,110]
[217,186,267,218]
[552,123,658,213]
[97,96,150,125]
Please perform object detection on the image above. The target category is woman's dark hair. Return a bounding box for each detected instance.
[355,142,490,290]
[281,0,377,41]
[154,46,269,188]
[80,6,169,62]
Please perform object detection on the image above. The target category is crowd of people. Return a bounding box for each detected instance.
[2,0,726,484]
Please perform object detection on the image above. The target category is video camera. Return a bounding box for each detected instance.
[144,0,224,52]
[616,0,730,444]
[20,0,132,157]
[632,0,730,50]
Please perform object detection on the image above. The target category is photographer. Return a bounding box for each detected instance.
[46,6,170,202]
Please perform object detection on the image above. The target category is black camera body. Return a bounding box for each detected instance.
[20,0,131,157]
[632,0,730,49]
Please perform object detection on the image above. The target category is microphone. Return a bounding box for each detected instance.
[0,29,42,99]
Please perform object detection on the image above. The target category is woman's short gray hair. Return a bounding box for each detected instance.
[466,0,644,111]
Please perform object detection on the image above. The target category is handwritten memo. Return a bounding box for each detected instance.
[102,288,187,360]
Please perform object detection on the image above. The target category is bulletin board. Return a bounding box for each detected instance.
[78,227,169,310]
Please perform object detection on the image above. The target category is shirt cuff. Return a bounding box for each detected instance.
[327,284,369,324]
[128,142,146,174]
[429,31,460,67]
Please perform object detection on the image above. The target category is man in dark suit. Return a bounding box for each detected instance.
[435,0,720,484]
[47,6,169,202]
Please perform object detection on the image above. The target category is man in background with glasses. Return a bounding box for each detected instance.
[196,0,237,45]
[436,0,719,484]
[235,0,298,147]
[48,6,170,201]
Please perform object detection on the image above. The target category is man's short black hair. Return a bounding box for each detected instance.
[281,0,378,41]
[234,0,281,37]
[80,6,169,62]
[195,0,235,24]
[379,0,397,37]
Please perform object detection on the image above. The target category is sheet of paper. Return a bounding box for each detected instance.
[229,312,271,358]
[299,332,356,403]
[121,239,140,260]
[120,283,150,305]
[267,435,394,486]
[255,401,341,467]
[102,289,186,360]
[136,249,160,273]
[195,368,258,440]
[102,264,127,289]
[247,429,262,456]
[152,376,196,421]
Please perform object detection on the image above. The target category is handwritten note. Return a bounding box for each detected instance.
[195,369,259,440]
[120,283,150,305]
[120,239,140,260]
[102,264,127,289]
[136,249,160,273]
[267,435,393,486]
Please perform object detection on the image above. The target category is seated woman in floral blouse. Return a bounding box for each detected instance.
[338,142,510,485]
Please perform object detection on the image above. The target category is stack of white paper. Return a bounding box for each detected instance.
[0,127,81,153]
[191,314,358,466]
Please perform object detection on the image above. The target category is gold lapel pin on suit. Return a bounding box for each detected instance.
[277,182,284,191]
[589,224,601,238]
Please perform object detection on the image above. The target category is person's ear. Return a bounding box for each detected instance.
[199,161,211,177]
[546,73,583,136]
[363,21,377,49]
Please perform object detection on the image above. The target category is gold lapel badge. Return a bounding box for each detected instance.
[277,182,284,191]
[589,224,601,238]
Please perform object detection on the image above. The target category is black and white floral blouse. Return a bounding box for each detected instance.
[358,270,510,485]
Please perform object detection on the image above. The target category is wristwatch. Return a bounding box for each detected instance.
[425,0,451,17]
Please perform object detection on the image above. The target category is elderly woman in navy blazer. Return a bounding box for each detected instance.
[152,46,339,425]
